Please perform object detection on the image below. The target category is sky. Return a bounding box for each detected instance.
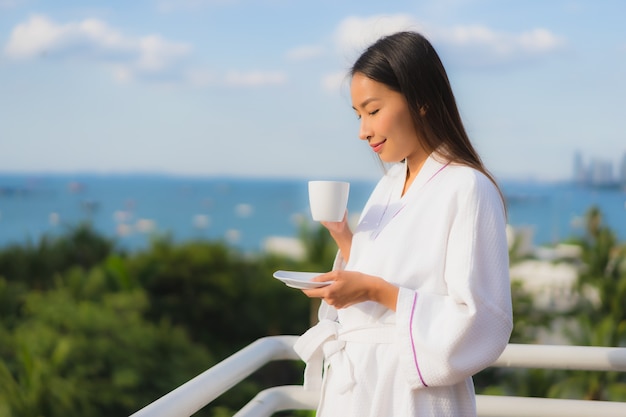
[1,0,625,182]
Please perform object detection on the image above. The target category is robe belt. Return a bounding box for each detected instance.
[294,319,396,393]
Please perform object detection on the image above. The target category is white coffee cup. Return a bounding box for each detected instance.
[308,181,350,222]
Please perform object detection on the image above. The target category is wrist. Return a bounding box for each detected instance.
[370,277,399,312]
[329,225,352,241]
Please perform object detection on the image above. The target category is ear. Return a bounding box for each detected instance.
[419,105,428,116]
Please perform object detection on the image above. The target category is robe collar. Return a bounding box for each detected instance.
[368,155,449,240]
[397,154,449,200]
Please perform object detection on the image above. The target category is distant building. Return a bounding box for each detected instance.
[572,151,625,188]
[620,153,626,186]
[573,151,586,185]
[589,158,614,186]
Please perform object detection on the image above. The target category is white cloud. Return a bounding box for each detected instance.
[285,45,325,61]
[321,71,348,93]
[223,70,287,87]
[156,0,237,13]
[434,24,566,68]
[4,15,191,82]
[135,34,190,72]
[518,28,564,53]
[0,0,23,9]
[334,14,419,59]
[3,14,288,89]
[332,14,566,69]
[180,68,286,88]
[184,68,217,87]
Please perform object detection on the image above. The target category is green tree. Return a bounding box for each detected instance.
[0,224,315,416]
[120,237,312,414]
[0,223,115,290]
[548,206,626,401]
[125,237,311,356]
[0,265,213,417]
[489,206,626,402]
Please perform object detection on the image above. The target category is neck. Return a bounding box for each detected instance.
[406,148,429,176]
[403,155,427,196]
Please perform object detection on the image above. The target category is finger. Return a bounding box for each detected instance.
[311,272,334,282]
[302,287,325,297]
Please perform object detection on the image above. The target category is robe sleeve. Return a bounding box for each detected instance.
[395,173,513,389]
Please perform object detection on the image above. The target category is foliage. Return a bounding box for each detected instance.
[0,223,114,290]
[296,219,338,271]
[125,236,311,357]
[120,237,312,413]
[553,206,626,400]
[479,206,626,401]
[0,223,314,416]
[2,207,626,415]
[0,266,212,417]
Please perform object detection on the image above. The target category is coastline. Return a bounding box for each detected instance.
[0,173,624,253]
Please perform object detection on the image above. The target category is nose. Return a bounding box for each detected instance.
[358,119,373,141]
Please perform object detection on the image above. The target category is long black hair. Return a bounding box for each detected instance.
[351,31,503,200]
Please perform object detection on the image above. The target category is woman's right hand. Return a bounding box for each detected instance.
[321,211,353,262]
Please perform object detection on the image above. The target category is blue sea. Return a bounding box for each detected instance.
[1,174,625,253]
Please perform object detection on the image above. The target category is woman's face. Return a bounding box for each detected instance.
[350,72,422,164]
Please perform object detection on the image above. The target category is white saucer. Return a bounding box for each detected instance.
[273,270,331,289]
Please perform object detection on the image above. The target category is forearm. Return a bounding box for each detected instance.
[370,278,399,311]
[330,229,353,262]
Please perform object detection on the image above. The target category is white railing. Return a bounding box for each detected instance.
[130,336,626,417]
[130,336,298,417]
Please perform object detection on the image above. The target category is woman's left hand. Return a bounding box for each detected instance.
[302,270,399,311]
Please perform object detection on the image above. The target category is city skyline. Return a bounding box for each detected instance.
[573,150,626,187]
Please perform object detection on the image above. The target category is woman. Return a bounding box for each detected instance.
[293,31,513,416]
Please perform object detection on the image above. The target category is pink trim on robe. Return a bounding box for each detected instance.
[409,292,428,387]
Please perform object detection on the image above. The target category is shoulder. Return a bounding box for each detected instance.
[443,164,493,188]
[439,164,504,208]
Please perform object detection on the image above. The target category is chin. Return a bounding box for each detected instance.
[379,155,402,164]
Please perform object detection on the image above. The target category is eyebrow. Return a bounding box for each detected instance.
[352,97,381,111]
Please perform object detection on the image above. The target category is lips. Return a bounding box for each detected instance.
[370,139,386,153]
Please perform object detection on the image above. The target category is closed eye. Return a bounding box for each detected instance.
[353,107,379,120]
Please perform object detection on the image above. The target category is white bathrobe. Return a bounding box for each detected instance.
[295,155,513,417]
